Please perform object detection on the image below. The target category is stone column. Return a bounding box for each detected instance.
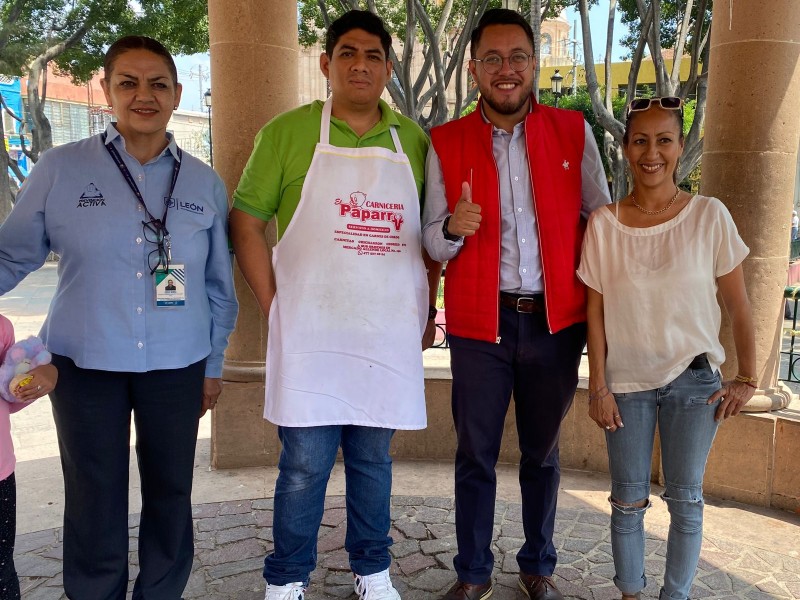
[208,0,298,465]
[701,0,800,411]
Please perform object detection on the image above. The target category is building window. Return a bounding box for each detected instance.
[2,107,19,135]
[541,34,552,55]
[22,99,97,146]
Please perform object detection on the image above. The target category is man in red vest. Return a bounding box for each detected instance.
[422,9,611,600]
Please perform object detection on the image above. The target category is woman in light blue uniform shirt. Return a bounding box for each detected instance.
[0,36,238,599]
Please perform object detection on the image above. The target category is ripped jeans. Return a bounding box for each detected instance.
[606,360,721,600]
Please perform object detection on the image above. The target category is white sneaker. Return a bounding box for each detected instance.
[264,581,305,600]
[354,568,401,599]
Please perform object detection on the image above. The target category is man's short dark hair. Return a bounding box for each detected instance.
[470,8,535,57]
[325,9,392,59]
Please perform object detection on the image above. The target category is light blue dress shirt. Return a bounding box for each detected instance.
[0,124,238,377]
[423,115,611,294]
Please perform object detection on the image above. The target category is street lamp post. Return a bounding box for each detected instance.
[203,89,213,168]
[550,70,564,108]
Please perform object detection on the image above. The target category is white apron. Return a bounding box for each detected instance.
[264,98,428,429]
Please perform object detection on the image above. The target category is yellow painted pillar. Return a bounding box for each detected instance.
[701,0,800,411]
[208,0,298,465]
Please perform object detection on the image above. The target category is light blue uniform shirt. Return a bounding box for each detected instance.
[423,115,610,293]
[0,124,238,377]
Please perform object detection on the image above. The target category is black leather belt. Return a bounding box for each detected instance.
[688,354,709,369]
[499,292,545,314]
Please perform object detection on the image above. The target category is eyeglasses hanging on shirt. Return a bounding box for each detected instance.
[102,133,182,274]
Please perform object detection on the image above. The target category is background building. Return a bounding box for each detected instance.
[0,75,30,177]
[1,66,211,175]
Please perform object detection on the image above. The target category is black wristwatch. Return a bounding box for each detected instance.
[428,305,438,320]
[442,215,462,242]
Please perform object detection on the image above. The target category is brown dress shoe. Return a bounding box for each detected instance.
[518,574,563,600]
[442,580,494,600]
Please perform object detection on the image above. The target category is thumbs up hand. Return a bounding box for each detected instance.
[447,181,482,237]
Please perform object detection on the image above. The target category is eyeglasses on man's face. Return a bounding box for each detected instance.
[142,219,171,275]
[471,52,533,75]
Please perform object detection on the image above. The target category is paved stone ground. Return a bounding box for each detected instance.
[16,495,800,600]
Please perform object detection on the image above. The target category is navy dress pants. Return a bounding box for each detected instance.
[49,354,205,600]
[448,306,586,583]
[0,473,19,600]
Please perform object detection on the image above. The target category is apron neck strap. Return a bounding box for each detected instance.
[388,124,402,154]
[320,97,403,154]
[320,97,333,145]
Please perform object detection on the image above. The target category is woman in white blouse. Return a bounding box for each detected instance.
[577,97,756,600]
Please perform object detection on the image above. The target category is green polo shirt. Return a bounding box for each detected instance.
[233,99,429,239]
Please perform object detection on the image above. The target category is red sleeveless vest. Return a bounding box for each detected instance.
[431,98,588,342]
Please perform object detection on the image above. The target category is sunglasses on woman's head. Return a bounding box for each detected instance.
[626,96,684,116]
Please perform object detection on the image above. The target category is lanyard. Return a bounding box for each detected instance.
[102,132,182,233]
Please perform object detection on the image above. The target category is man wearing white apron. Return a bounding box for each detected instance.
[230,10,440,600]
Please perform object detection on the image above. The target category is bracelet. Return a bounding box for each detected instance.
[734,374,757,385]
[588,386,609,403]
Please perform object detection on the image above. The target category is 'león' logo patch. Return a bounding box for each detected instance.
[164,197,204,214]
[77,183,106,207]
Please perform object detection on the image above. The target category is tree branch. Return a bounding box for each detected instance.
[635,0,669,93]
[413,0,448,123]
[604,0,617,109]
[578,0,623,140]
[316,0,333,29]
[0,0,27,53]
[531,0,542,101]
[669,0,693,90]
[678,40,709,181]
[625,6,652,101]
[451,0,491,120]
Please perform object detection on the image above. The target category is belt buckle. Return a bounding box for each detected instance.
[516,296,535,312]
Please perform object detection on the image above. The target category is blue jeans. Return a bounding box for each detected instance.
[606,360,722,600]
[263,425,395,586]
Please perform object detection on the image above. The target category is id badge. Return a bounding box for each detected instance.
[155,263,186,307]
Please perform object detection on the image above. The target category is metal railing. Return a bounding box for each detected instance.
[781,286,800,382]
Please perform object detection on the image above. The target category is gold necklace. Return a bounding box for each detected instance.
[631,187,680,215]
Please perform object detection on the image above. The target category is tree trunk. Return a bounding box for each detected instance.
[531,0,542,101]
[27,57,53,161]
[0,147,13,224]
[606,132,627,200]
[22,23,90,161]
[0,105,15,221]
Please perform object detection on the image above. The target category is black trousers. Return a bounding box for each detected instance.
[448,307,586,583]
[0,473,19,600]
[49,355,205,600]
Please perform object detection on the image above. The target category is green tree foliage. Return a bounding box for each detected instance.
[577,0,709,198]
[539,87,625,177]
[539,87,697,186]
[299,0,574,49]
[0,0,209,217]
[617,0,712,59]
[299,0,576,128]
[0,0,208,84]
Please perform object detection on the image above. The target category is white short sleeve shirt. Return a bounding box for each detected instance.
[577,195,749,393]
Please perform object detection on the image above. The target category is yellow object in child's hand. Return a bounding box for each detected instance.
[10,374,33,396]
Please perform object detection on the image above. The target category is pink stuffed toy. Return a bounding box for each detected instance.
[0,336,52,403]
